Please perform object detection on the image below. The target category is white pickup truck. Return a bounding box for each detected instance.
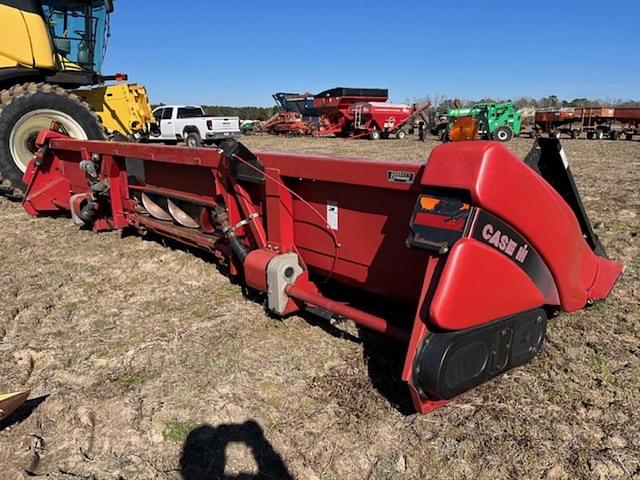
[149,105,240,147]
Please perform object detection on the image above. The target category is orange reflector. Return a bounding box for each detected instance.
[420,196,440,211]
[450,117,479,142]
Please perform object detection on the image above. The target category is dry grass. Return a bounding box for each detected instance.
[0,136,638,479]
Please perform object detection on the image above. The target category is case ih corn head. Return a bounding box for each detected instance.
[20,132,622,413]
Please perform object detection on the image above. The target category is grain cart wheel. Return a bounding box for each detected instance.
[494,125,514,142]
[0,83,104,194]
[395,129,407,139]
[369,130,381,140]
[184,131,202,148]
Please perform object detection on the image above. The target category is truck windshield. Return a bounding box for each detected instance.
[177,108,204,119]
[42,1,111,74]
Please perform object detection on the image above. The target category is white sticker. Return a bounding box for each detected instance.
[327,201,338,230]
[559,148,569,170]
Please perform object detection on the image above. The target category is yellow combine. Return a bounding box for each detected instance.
[0,0,154,195]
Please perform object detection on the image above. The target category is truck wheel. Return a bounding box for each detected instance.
[625,134,633,141]
[369,130,381,140]
[548,130,561,139]
[495,125,513,142]
[609,130,619,140]
[571,129,580,139]
[395,129,406,140]
[529,130,537,139]
[184,131,202,148]
[586,132,595,140]
[0,82,104,194]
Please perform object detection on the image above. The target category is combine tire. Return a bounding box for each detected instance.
[494,125,513,142]
[0,83,104,194]
[369,130,381,140]
[395,129,407,140]
[184,131,202,147]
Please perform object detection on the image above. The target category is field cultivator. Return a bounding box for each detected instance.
[256,92,318,136]
[20,132,622,413]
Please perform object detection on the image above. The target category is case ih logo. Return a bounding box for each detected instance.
[481,223,529,264]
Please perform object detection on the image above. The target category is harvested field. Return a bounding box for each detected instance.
[1,136,638,479]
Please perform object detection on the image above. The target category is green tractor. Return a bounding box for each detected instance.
[445,102,522,142]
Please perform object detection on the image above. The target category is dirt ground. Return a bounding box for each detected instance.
[0,135,638,480]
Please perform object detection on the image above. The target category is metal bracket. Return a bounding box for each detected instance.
[232,212,259,232]
[266,253,303,315]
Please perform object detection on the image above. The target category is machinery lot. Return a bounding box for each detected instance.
[0,137,638,479]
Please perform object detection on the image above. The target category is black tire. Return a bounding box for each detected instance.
[609,130,619,140]
[494,125,513,142]
[184,131,202,148]
[529,130,537,139]
[586,132,595,140]
[570,129,580,139]
[369,130,380,140]
[625,133,633,141]
[0,82,104,193]
[395,129,407,140]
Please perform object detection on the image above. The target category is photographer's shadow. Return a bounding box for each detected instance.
[179,419,293,480]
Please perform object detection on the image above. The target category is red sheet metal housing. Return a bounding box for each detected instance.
[421,141,621,312]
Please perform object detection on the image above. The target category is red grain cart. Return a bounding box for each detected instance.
[313,87,388,137]
[349,102,431,139]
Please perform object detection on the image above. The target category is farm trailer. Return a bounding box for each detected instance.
[20,132,622,414]
[535,107,640,140]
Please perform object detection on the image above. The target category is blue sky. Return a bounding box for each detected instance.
[103,1,640,106]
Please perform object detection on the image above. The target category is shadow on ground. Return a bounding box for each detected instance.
[0,395,48,432]
[179,419,293,480]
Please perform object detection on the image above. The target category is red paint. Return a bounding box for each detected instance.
[414,212,466,231]
[429,239,545,330]
[422,141,622,311]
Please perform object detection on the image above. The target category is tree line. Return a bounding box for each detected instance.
[152,104,277,121]
[410,94,640,111]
